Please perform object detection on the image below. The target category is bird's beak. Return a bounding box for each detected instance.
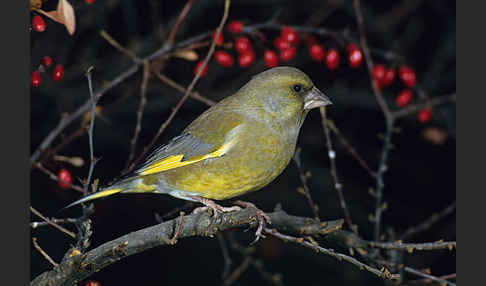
[303,87,332,110]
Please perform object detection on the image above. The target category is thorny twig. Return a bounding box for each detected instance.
[367,240,456,251]
[374,259,456,286]
[353,0,395,242]
[265,227,400,280]
[293,147,320,220]
[319,107,354,231]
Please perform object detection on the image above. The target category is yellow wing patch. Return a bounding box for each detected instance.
[139,140,234,176]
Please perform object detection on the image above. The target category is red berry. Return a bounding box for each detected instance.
[279,47,296,62]
[52,64,64,81]
[308,44,325,62]
[31,71,41,87]
[238,51,255,67]
[417,108,432,123]
[42,56,53,67]
[325,49,340,70]
[194,61,208,77]
[85,0,95,4]
[85,281,101,286]
[264,50,279,68]
[32,15,46,32]
[399,65,417,87]
[347,46,363,68]
[227,21,243,34]
[214,50,234,67]
[395,89,413,108]
[382,68,395,86]
[372,64,386,83]
[212,30,224,45]
[234,36,251,54]
[280,26,299,45]
[273,37,292,50]
[58,169,72,189]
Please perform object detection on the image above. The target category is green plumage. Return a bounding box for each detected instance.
[66,66,331,208]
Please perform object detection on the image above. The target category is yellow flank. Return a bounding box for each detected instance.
[139,141,234,176]
[135,181,156,192]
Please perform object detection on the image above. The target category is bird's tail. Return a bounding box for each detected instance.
[63,187,124,209]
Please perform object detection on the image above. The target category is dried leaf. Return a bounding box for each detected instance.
[58,0,76,35]
[423,127,448,145]
[173,50,199,61]
[37,0,76,35]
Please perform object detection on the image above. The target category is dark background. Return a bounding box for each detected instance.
[30,0,456,284]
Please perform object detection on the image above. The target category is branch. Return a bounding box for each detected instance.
[401,201,456,240]
[367,240,456,251]
[31,208,343,285]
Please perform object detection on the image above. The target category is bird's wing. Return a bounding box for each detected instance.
[134,132,228,176]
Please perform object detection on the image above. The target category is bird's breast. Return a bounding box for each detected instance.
[160,124,296,200]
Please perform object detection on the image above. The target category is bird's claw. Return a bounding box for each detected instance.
[234,200,271,244]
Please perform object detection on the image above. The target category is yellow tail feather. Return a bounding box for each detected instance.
[64,188,123,209]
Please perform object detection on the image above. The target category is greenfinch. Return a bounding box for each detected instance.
[66,66,331,239]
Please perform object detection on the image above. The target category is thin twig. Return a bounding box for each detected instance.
[401,201,456,240]
[82,67,99,196]
[32,162,84,193]
[319,107,354,231]
[250,259,285,286]
[126,61,151,169]
[265,227,400,280]
[99,30,141,63]
[31,218,77,229]
[293,147,320,220]
[392,94,456,119]
[130,0,232,169]
[216,233,233,280]
[223,256,251,286]
[166,0,196,48]
[325,119,376,178]
[407,273,456,285]
[30,207,76,238]
[153,71,217,106]
[352,0,395,242]
[376,260,456,286]
[367,240,456,251]
[32,237,58,267]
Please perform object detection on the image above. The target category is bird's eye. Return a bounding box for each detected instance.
[293,84,302,92]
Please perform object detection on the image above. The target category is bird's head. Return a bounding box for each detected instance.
[245,66,332,124]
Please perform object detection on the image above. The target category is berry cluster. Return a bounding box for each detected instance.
[194,22,364,76]
[31,56,64,87]
[372,63,431,122]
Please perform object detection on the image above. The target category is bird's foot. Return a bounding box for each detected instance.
[234,200,271,244]
[191,196,241,217]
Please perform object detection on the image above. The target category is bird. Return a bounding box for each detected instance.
[65,66,332,241]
